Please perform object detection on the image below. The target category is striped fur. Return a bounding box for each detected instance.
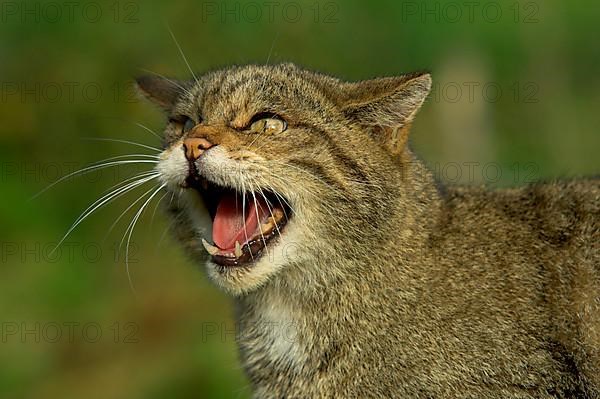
[138,63,600,398]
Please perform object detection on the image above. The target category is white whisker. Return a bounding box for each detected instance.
[93,153,160,162]
[134,122,162,141]
[139,68,195,98]
[65,172,159,228]
[257,186,283,241]
[81,137,161,153]
[123,183,166,294]
[261,173,297,214]
[241,180,254,261]
[102,176,163,241]
[69,172,159,231]
[265,31,279,65]
[250,185,268,253]
[156,213,176,251]
[272,190,294,221]
[150,190,170,228]
[167,26,199,85]
[51,173,159,255]
[95,170,160,209]
[119,184,162,250]
[30,158,158,200]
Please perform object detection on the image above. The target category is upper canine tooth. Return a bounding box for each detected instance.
[272,208,284,222]
[201,238,219,256]
[260,219,275,234]
[234,241,243,258]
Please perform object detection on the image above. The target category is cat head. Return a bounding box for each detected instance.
[136,63,431,295]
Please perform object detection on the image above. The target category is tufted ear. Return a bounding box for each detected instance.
[135,75,189,112]
[340,72,431,155]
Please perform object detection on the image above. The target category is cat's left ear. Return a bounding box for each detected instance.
[340,72,431,155]
[135,75,188,112]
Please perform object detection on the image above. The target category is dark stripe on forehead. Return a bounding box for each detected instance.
[220,77,250,99]
[212,76,265,121]
[199,72,228,114]
[224,74,314,102]
[219,68,268,98]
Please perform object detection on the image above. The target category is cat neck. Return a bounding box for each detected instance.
[234,152,444,377]
[237,148,443,308]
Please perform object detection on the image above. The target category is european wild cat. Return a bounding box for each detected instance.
[136,63,599,398]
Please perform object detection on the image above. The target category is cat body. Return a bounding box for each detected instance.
[137,63,600,398]
[238,178,600,398]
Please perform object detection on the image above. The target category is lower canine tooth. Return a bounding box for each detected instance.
[234,241,243,258]
[201,238,219,256]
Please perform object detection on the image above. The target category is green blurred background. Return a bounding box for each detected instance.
[1,0,599,397]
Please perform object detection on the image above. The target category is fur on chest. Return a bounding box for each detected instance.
[238,296,311,375]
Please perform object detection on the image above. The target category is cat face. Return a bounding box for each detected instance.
[137,63,431,295]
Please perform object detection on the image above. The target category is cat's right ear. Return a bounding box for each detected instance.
[339,72,432,155]
[135,75,188,112]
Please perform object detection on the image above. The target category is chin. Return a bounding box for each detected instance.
[201,214,312,296]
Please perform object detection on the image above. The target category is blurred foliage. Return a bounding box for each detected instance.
[1,0,599,398]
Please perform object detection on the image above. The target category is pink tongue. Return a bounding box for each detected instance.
[212,193,270,250]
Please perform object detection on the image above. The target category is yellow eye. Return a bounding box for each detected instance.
[249,116,287,134]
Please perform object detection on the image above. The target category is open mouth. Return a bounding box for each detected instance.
[186,175,290,267]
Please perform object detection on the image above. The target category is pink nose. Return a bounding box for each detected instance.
[182,137,213,161]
